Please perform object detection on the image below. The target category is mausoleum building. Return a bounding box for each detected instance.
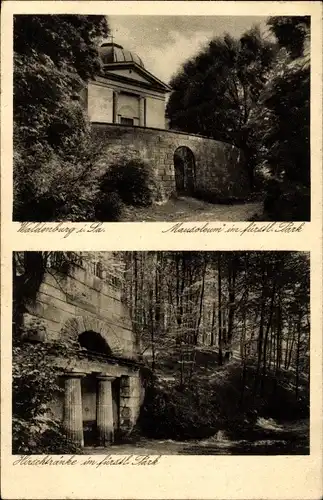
[85,40,250,202]
[87,42,171,129]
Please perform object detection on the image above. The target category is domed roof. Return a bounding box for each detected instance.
[99,42,145,68]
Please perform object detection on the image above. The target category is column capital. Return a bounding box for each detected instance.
[63,371,86,379]
[97,373,115,381]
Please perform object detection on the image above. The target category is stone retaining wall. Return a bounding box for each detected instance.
[92,123,249,202]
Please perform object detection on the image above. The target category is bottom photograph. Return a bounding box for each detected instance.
[12,251,310,455]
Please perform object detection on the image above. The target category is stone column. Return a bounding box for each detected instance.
[96,375,115,446]
[63,372,85,447]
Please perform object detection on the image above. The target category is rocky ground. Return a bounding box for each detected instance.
[122,196,263,222]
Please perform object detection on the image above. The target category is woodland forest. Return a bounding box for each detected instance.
[122,252,310,448]
[13,251,310,454]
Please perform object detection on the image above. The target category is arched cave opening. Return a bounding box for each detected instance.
[78,330,112,356]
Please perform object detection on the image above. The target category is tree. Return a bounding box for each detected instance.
[267,16,310,59]
[13,15,110,221]
[250,16,310,220]
[166,27,276,185]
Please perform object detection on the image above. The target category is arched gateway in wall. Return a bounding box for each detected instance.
[174,146,196,195]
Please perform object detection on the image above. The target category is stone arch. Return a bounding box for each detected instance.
[60,315,123,356]
[173,146,196,195]
[78,330,113,356]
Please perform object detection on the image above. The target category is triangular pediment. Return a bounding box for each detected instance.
[101,62,171,92]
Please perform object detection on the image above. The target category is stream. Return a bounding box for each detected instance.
[85,418,309,455]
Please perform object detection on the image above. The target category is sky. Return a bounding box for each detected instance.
[107,16,271,84]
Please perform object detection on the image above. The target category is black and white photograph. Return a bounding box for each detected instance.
[13,14,310,223]
[13,251,310,456]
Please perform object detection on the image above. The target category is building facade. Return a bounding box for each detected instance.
[87,42,171,129]
[18,252,143,448]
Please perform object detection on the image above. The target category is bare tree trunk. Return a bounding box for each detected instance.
[268,325,274,372]
[295,312,302,400]
[261,281,277,394]
[286,319,296,370]
[148,286,156,372]
[240,285,248,405]
[254,259,266,393]
[217,253,223,366]
[226,254,237,361]
[284,317,292,369]
[276,300,283,374]
[210,300,216,346]
[194,254,207,344]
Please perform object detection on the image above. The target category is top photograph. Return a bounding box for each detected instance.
[13,14,310,223]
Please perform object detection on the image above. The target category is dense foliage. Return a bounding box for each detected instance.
[167,17,310,219]
[13,15,109,221]
[253,17,310,220]
[140,361,309,441]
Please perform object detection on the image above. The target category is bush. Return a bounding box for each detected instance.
[12,330,83,454]
[139,381,221,440]
[12,416,83,455]
[13,129,105,222]
[139,361,309,441]
[94,191,124,222]
[98,159,156,208]
[264,180,310,221]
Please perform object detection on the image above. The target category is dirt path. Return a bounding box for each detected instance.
[123,197,263,222]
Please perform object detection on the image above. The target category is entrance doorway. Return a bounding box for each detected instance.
[81,374,121,446]
[174,146,196,195]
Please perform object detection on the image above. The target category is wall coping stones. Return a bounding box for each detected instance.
[92,122,241,150]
